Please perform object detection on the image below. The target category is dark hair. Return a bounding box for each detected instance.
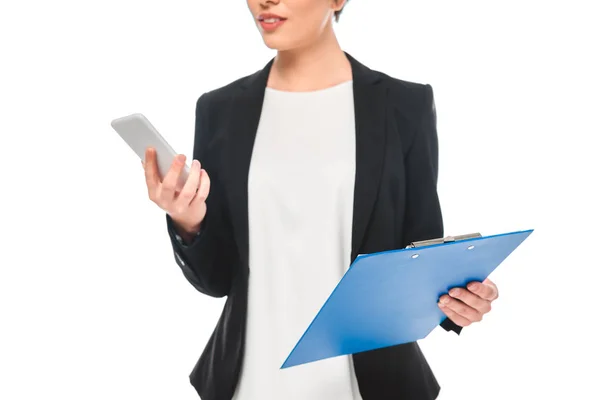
[334,1,348,22]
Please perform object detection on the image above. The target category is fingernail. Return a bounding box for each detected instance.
[192,159,200,168]
[468,283,478,292]
[439,296,450,304]
[449,288,460,297]
[177,154,186,163]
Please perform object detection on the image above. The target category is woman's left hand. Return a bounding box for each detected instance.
[438,278,499,327]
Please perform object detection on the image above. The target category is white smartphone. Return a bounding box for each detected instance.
[110,113,189,189]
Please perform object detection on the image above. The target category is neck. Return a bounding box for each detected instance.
[268,24,352,91]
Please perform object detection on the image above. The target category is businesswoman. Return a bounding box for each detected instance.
[143,1,500,399]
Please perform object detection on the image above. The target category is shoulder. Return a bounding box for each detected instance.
[366,66,438,152]
[372,68,435,118]
[194,71,258,114]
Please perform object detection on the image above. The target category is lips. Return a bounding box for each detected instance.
[257,13,287,31]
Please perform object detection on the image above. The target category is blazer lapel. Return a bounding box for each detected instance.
[222,54,387,266]
[346,53,388,261]
[222,60,273,267]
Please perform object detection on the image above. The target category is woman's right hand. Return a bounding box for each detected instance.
[143,147,211,236]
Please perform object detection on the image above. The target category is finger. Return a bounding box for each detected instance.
[439,304,472,327]
[439,295,482,323]
[195,169,211,202]
[468,280,498,301]
[175,159,202,208]
[448,287,492,314]
[483,278,499,300]
[189,169,210,213]
[144,147,160,197]
[159,154,187,200]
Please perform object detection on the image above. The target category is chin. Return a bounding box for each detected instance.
[261,35,296,51]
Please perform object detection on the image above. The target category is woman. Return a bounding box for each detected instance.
[143,1,500,399]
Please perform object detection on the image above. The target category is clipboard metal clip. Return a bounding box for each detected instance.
[407,233,482,248]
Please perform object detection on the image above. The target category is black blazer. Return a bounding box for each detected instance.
[166,53,462,400]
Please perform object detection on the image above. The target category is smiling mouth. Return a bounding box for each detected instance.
[257,14,287,31]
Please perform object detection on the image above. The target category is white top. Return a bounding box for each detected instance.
[232,81,363,400]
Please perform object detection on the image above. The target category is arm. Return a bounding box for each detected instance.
[402,84,462,335]
[165,93,235,298]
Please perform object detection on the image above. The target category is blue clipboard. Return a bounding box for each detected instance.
[281,229,533,369]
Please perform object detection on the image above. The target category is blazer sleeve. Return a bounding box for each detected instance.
[165,93,235,298]
[402,84,462,335]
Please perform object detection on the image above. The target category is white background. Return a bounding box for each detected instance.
[1,1,598,399]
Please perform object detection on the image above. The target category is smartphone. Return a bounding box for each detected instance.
[111,113,189,189]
